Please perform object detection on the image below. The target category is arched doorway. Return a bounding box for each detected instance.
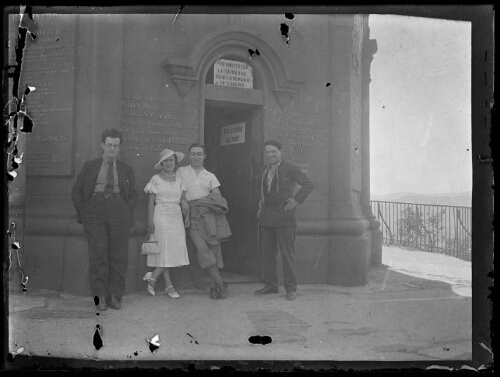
[202,57,264,277]
[163,31,303,280]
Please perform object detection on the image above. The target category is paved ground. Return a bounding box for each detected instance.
[6,246,472,369]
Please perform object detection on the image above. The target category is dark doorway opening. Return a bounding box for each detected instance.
[204,102,263,277]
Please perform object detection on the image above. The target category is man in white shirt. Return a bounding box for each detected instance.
[177,143,228,299]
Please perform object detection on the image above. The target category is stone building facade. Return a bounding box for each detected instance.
[7,12,381,295]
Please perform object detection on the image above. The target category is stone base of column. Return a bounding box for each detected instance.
[327,233,370,286]
[371,229,383,265]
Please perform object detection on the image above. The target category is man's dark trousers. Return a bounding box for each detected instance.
[260,226,297,292]
[82,193,130,300]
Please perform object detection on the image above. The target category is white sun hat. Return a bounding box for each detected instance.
[154,149,185,170]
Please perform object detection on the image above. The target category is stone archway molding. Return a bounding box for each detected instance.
[162,30,304,108]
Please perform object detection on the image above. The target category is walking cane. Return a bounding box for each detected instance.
[256,204,262,282]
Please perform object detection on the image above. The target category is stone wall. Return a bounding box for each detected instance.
[10,13,380,295]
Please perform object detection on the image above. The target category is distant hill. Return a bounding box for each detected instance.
[371,191,472,207]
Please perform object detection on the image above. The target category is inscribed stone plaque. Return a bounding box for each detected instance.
[120,95,199,153]
[266,105,329,176]
[19,14,76,176]
[214,59,253,89]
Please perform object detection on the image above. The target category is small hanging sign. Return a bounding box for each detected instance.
[221,123,245,146]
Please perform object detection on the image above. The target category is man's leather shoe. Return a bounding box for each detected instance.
[285,291,296,301]
[254,286,278,295]
[94,295,107,311]
[218,282,228,299]
[210,287,220,300]
[108,295,121,310]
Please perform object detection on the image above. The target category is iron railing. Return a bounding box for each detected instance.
[370,201,471,261]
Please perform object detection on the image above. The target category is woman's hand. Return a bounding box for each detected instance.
[147,219,155,234]
[184,216,190,228]
[181,200,190,219]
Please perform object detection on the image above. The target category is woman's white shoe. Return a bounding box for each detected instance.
[143,272,156,296]
[165,285,180,299]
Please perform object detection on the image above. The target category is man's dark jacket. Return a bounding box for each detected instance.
[71,158,138,226]
[258,159,315,227]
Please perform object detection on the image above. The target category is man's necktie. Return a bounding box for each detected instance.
[105,160,114,195]
[267,164,278,192]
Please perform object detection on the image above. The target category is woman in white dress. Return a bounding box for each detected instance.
[143,149,190,298]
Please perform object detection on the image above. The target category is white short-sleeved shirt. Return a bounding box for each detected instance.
[176,165,220,201]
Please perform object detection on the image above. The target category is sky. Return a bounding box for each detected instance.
[368,15,472,196]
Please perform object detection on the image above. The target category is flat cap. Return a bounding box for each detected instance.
[264,140,283,150]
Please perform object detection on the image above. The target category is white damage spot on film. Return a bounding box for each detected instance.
[146,334,161,353]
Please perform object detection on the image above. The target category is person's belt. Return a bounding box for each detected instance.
[93,191,118,199]
[263,206,290,212]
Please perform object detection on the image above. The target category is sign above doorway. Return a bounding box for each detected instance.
[220,123,246,146]
[214,59,253,89]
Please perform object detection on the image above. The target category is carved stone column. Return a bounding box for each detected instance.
[327,16,371,286]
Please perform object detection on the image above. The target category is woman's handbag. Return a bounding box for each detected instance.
[141,233,159,255]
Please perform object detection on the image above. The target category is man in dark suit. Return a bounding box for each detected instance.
[255,140,314,301]
[71,128,138,311]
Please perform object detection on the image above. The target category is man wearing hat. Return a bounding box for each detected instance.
[255,140,315,301]
[71,128,138,311]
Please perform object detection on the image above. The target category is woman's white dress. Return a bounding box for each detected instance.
[144,174,189,267]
